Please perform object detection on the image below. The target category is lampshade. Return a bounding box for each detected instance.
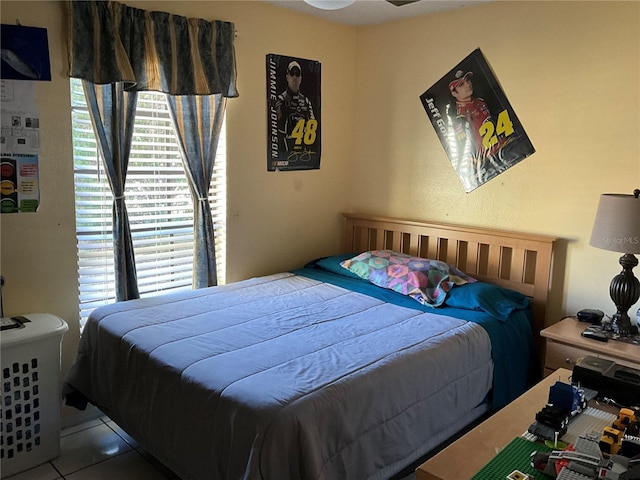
[303,0,355,10]
[589,193,640,254]
[588,190,640,335]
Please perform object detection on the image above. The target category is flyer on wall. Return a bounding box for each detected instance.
[1,80,40,213]
[419,48,534,193]
[266,54,321,171]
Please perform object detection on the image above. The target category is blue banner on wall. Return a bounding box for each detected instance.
[1,24,51,81]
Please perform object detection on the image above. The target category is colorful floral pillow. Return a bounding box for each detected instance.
[340,250,476,307]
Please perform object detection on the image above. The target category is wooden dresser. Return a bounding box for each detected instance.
[540,317,640,377]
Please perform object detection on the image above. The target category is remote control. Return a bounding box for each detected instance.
[581,330,608,342]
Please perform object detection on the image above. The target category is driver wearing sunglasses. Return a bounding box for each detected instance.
[276,60,315,151]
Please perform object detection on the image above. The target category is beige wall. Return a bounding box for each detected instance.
[0,0,357,409]
[0,0,638,418]
[351,0,640,324]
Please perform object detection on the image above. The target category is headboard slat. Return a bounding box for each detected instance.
[465,241,479,274]
[407,233,420,256]
[446,241,458,266]
[426,238,439,260]
[487,245,501,278]
[510,248,526,283]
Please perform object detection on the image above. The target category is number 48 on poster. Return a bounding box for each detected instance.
[290,119,318,146]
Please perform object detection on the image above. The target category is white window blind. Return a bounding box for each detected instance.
[71,79,226,325]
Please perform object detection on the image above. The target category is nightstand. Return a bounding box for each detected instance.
[540,317,640,377]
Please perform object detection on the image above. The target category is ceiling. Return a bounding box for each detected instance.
[262,0,491,26]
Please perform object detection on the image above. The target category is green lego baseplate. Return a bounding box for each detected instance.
[471,437,553,480]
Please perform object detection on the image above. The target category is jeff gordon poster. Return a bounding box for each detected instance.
[420,49,534,193]
[267,54,321,171]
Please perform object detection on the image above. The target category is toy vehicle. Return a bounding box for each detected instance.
[528,381,587,442]
[531,433,640,479]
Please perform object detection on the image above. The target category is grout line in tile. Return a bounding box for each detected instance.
[104,419,140,449]
[46,418,180,480]
[50,460,65,479]
[58,453,121,479]
[54,423,134,477]
[60,417,104,437]
[7,419,163,480]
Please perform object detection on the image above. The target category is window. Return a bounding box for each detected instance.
[71,79,226,325]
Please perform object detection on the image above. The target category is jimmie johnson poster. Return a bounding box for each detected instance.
[267,54,321,171]
[419,49,534,193]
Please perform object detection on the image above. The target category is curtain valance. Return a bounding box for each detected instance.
[68,0,238,97]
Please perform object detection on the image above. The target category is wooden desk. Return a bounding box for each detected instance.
[415,368,571,480]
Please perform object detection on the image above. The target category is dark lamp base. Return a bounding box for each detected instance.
[607,253,640,337]
[603,313,639,336]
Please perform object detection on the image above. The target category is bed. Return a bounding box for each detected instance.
[63,213,557,480]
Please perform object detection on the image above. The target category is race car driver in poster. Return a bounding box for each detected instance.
[267,54,321,171]
[420,49,535,192]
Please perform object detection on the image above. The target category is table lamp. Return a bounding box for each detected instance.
[589,189,640,335]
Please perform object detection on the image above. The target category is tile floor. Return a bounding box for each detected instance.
[6,417,416,480]
[6,417,179,480]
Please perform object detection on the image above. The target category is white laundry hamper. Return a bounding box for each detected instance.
[1,313,68,477]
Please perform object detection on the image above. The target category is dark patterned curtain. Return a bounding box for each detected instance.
[68,1,238,96]
[167,94,227,288]
[68,0,238,299]
[82,81,139,301]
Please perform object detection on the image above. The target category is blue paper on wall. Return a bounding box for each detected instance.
[1,24,52,81]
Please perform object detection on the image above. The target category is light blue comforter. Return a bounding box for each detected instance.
[65,272,497,480]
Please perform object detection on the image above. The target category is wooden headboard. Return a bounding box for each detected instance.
[342,213,557,340]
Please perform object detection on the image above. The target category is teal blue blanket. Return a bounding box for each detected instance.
[292,266,537,408]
